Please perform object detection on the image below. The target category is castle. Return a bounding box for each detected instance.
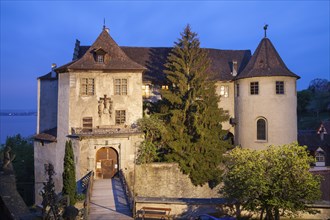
[34,26,299,204]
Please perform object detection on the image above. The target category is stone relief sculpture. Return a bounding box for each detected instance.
[2,145,16,171]
[98,100,104,117]
[98,95,113,117]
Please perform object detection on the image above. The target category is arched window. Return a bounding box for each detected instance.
[257,118,267,141]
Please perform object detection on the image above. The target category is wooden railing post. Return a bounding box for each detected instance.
[83,171,94,220]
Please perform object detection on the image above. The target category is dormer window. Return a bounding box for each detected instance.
[315,148,326,167]
[94,48,107,64]
[97,54,104,63]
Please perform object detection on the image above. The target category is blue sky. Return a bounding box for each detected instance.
[1,1,329,110]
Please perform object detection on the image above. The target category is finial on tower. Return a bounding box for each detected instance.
[103,19,110,33]
[263,24,268,38]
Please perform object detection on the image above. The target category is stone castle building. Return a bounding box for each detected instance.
[34,27,299,204]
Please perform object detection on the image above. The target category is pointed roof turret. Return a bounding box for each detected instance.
[236,36,300,80]
[66,28,145,71]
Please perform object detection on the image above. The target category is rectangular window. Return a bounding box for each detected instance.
[97,55,104,63]
[81,78,94,96]
[219,85,229,98]
[250,82,259,95]
[142,84,151,98]
[82,117,93,132]
[115,79,127,95]
[276,81,284,94]
[115,110,126,125]
[236,83,240,97]
[316,153,325,162]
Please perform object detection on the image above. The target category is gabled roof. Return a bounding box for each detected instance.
[73,46,251,84]
[121,47,251,84]
[62,29,145,71]
[235,37,300,80]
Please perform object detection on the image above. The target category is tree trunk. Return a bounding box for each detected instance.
[275,208,280,220]
[235,203,241,219]
[260,208,264,220]
[265,207,274,220]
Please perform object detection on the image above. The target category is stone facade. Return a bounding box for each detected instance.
[34,29,145,204]
[34,27,299,206]
[235,76,297,150]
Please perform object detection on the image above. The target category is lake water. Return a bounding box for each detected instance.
[0,115,37,144]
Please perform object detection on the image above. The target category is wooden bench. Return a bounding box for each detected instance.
[140,206,171,220]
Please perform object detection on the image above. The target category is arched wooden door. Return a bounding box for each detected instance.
[95,147,118,179]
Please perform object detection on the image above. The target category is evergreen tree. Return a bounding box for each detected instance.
[62,140,77,205]
[136,116,168,164]
[41,163,60,219]
[160,25,230,186]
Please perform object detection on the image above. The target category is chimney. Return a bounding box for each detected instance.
[317,123,327,141]
[51,63,57,78]
[231,60,238,76]
[72,39,80,61]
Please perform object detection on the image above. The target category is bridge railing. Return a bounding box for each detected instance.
[78,171,94,220]
[119,170,134,211]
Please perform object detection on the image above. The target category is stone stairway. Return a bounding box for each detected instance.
[89,177,133,220]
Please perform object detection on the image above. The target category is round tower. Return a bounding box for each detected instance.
[234,35,300,150]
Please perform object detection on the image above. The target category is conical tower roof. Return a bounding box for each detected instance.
[67,28,145,71]
[236,37,299,79]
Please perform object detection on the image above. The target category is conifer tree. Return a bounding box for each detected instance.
[160,25,230,186]
[62,140,77,205]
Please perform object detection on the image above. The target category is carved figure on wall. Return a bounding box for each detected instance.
[2,145,16,170]
[99,95,113,117]
[98,100,104,117]
[108,99,113,117]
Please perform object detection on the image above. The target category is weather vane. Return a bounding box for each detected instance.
[103,18,106,30]
[264,24,268,38]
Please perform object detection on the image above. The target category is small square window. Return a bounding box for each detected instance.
[276,81,284,94]
[250,82,259,95]
[82,117,93,132]
[315,151,325,162]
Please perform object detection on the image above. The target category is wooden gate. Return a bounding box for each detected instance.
[95,147,118,179]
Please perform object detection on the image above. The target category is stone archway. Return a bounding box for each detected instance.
[95,147,118,179]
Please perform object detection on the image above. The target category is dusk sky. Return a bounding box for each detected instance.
[1,1,329,110]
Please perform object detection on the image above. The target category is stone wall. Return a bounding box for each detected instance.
[37,78,58,133]
[133,163,220,198]
[132,163,222,218]
[34,141,57,205]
